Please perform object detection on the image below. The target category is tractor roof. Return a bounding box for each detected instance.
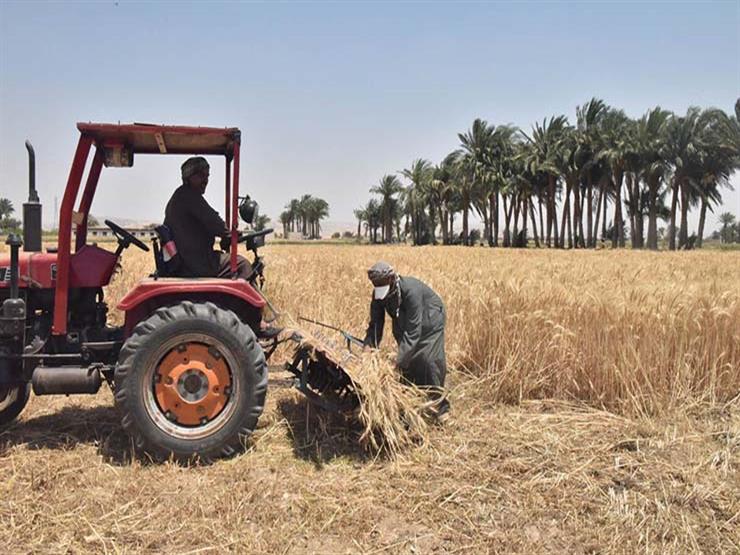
[77,122,240,156]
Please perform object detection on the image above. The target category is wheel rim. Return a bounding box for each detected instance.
[143,334,239,440]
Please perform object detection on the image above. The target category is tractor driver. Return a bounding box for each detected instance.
[164,156,252,281]
[363,261,450,419]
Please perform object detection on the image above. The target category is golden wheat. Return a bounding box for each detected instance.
[105,245,740,414]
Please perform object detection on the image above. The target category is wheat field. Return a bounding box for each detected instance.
[1,243,738,553]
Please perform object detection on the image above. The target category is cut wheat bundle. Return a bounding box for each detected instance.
[287,326,435,457]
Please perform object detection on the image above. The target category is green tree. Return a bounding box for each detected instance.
[399,159,433,245]
[370,174,404,243]
[718,212,736,243]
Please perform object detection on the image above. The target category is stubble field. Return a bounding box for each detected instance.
[1,243,739,554]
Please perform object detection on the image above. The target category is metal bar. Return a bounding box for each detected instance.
[230,141,240,276]
[225,158,231,229]
[75,147,104,251]
[53,135,93,335]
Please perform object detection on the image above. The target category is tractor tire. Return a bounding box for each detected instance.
[114,301,267,463]
[0,382,31,427]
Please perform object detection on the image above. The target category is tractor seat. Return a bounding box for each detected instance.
[150,224,182,278]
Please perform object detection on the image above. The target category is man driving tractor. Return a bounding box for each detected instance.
[164,156,253,280]
[363,261,450,418]
[165,156,279,338]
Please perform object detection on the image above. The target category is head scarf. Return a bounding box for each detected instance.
[367,261,401,315]
[181,156,210,181]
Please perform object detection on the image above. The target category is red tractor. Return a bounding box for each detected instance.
[0,123,307,462]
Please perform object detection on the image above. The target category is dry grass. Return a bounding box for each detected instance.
[1,243,739,553]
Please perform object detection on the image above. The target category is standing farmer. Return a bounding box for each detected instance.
[363,261,450,417]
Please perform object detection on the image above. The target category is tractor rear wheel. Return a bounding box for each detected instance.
[114,301,267,462]
[0,382,30,427]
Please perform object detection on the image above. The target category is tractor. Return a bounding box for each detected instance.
[0,123,353,462]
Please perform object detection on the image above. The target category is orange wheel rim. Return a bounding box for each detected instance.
[154,342,231,426]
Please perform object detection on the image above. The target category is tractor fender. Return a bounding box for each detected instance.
[118,278,265,337]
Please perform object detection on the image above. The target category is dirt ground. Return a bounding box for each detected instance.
[1,367,737,554]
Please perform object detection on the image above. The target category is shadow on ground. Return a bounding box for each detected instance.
[0,404,137,465]
[278,396,370,467]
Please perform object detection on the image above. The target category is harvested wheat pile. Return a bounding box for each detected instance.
[289,326,434,456]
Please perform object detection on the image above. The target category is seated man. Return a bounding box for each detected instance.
[164,156,251,280]
[165,157,279,339]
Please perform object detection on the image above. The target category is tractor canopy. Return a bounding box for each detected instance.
[76,123,241,162]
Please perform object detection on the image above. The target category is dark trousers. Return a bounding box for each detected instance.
[217,253,253,280]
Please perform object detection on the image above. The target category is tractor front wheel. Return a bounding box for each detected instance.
[114,301,267,462]
[0,382,30,427]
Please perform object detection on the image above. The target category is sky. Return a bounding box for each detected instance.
[1,1,738,234]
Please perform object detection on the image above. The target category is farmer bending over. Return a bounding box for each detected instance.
[363,261,450,418]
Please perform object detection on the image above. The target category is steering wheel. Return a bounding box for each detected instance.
[104,219,150,252]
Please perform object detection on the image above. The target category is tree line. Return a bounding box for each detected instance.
[279,195,330,239]
[355,98,739,249]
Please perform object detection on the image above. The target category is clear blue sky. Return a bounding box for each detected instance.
[1,1,738,232]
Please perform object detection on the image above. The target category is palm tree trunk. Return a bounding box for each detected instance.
[513,193,520,246]
[679,182,689,249]
[566,198,573,248]
[593,187,603,247]
[647,180,658,250]
[529,198,540,247]
[668,179,679,250]
[492,192,499,247]
[697,196,708,248]
[579,187,586,248]
[538,196,545,247]
[586,175,593,247]
[572,182,582,248]
[462,191,470,246]
[559,183,570,248]
[438,204,446,245]
[625,174,636,248]
[601,183,608,243]
[503,195,511,247]
[613,171,624,248]
[518,194,529,249]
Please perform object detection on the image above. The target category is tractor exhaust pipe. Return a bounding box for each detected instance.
[23,140,42,252]
[32,366,102,396]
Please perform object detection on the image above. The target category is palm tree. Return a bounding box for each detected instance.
[364,199,382,243]
[279,210,291,237]
[661,107,706,249]
[369,174,404,243]
[521,116,569,247]
[306,197,329,239]
[353,207,366,240]
[601,108,635,248]
[576,98,608,247]
[0,198,14,219]
[285,198,301,232]
[718,212,736,243]
[633,107,672,249]
[399,159,433,245]
[692,109,739,246]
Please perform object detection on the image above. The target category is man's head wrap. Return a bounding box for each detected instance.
[368,261,395,285]
[368,261,399,301]
[181,156,210,181]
